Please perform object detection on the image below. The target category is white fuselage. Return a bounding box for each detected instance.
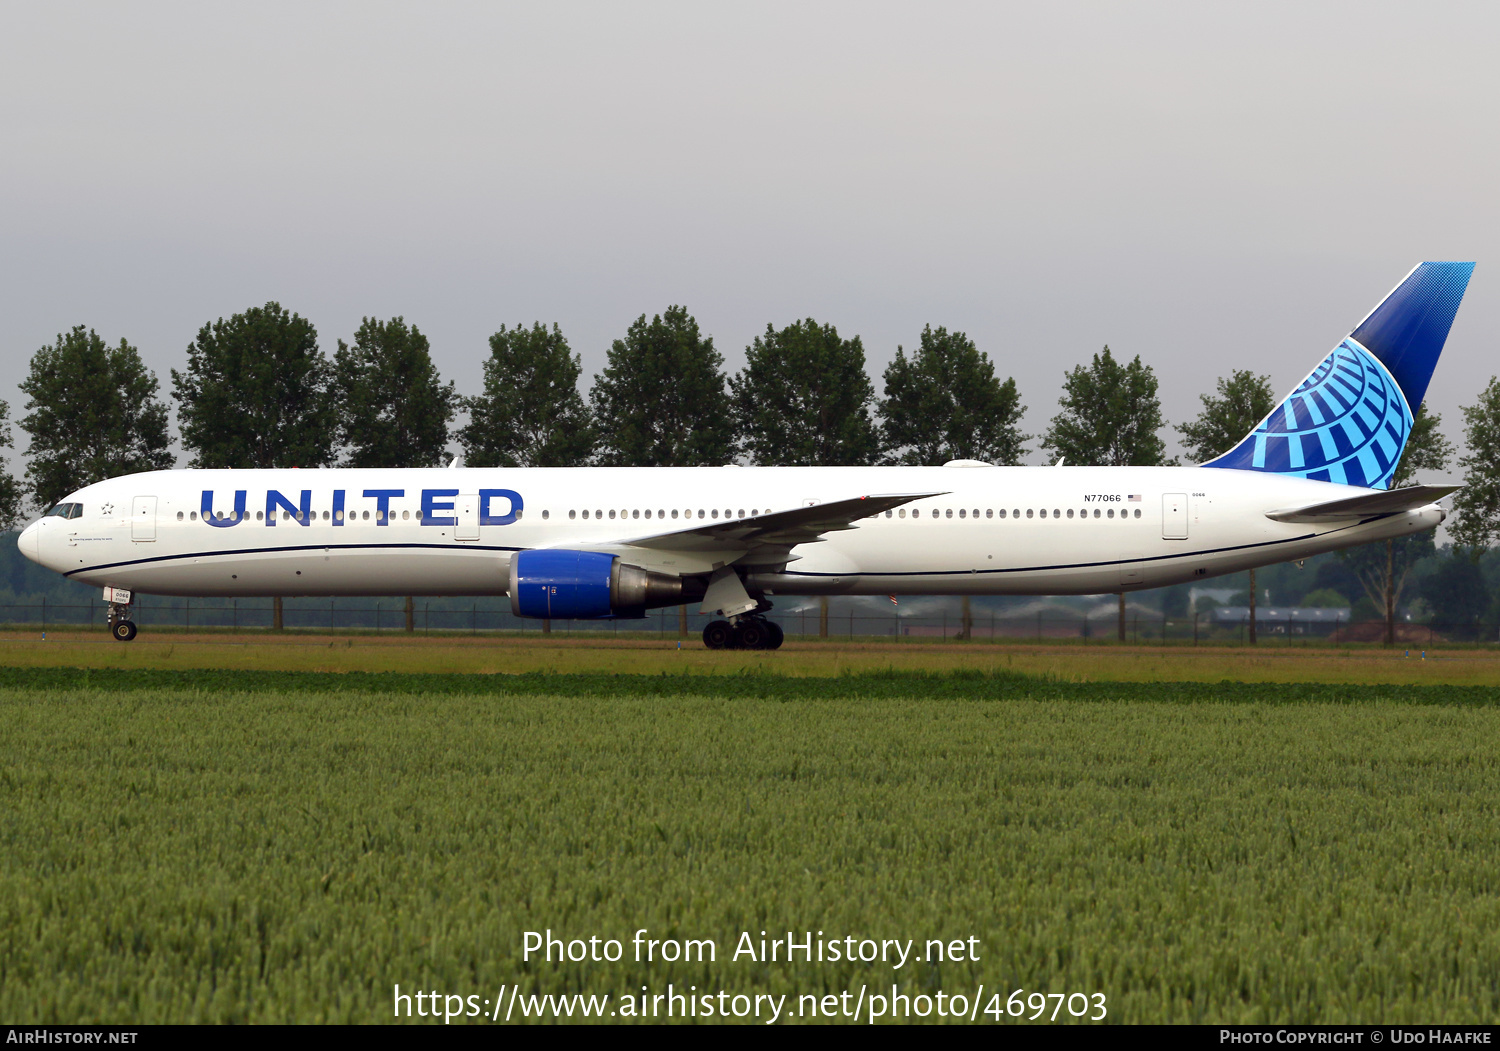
[18,465,1444,601]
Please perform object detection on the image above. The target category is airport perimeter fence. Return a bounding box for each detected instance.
[0,597,1483,645]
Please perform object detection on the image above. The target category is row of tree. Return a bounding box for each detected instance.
[0,302,1183,514]
[6,301,1500,555]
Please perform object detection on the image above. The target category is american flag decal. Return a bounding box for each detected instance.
[1128,494,1142,502]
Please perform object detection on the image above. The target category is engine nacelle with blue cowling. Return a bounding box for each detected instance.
[508,549,703,619]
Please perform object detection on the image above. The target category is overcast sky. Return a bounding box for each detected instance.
[1,1,1495,473]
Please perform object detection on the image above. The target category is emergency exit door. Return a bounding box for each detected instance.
[131,496,157,541]
[455,493,479,541]
[1162,492,1188,539]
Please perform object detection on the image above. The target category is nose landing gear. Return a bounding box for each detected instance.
[702,615,784,650]
[104,587,137,642]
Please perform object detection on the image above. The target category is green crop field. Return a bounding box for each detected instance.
[3,667,1500,1024]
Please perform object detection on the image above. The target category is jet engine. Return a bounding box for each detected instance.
[508,549,702,619]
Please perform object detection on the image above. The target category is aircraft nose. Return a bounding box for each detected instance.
[18,520,40,564]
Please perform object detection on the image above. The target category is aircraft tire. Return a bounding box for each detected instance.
[767,622,784,649]
[737,619,771,650]
[112,619,138,642]
[702,620,735,650]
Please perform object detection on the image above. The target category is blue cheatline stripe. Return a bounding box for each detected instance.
[63,542,524,578]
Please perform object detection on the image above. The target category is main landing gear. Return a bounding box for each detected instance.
[702,615,784,650]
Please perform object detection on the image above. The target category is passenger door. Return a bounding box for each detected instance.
[455,492,479,542]
[1162,492,1188,540]
[131,496,157,542]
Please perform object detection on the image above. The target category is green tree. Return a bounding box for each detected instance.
[1392,403,1456,489]
[18,327,174,509]
[0,403,24,528]
[1177,369,1277,642]
[1044,345,1171,641]
[1421,548,1487,640]
[1042,346,1172,467]
[1177,369,1276,463]
[590,306,734,466]
[1339,402,1453,644]
[730,319,879,466]
[878,326,1027,466]
[1449,379,1500,550]
[459,323,594,467]
[172,303,334,469]
[332,317,458,468]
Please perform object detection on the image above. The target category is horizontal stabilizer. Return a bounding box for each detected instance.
[1265,484,1460,523]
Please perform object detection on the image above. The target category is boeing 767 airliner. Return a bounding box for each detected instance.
[17,262,1475,648]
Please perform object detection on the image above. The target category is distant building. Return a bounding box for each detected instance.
[1212,606,1350,635]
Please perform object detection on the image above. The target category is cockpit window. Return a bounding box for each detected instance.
[43,503,84,520]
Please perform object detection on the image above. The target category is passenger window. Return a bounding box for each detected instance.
[190,511,197,520]
[711,509,719,519]
[698,510,705,518]
[1053,509,1060,517]
[542,510,550,520]
[1067,509,1074,518]
[986,509,993,519]
[671,509,679,519]
[899,508,906,518]
[998,509,1006,519]
[1107,508,1114,518]
[1027,509,1034,519]
[609,510,616,519]
[416,510,423,520]
[1094,509,1101,518]
[569,510,577,519]
[1134,508,1141,518]
[946,509,953,519]
[632,510,639,519]
[660,509,666,518]
[177,511,184,521]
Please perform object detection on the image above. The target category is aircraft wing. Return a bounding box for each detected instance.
[567,492,944,573]
[1265,484,1460,523]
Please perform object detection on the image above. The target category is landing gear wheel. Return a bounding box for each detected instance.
[737,619,771,650]
[767,622,784,650]
[703,620,736,650]
[112,619,138,642]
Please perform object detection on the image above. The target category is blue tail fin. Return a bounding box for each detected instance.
[1202,261,1475,489]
